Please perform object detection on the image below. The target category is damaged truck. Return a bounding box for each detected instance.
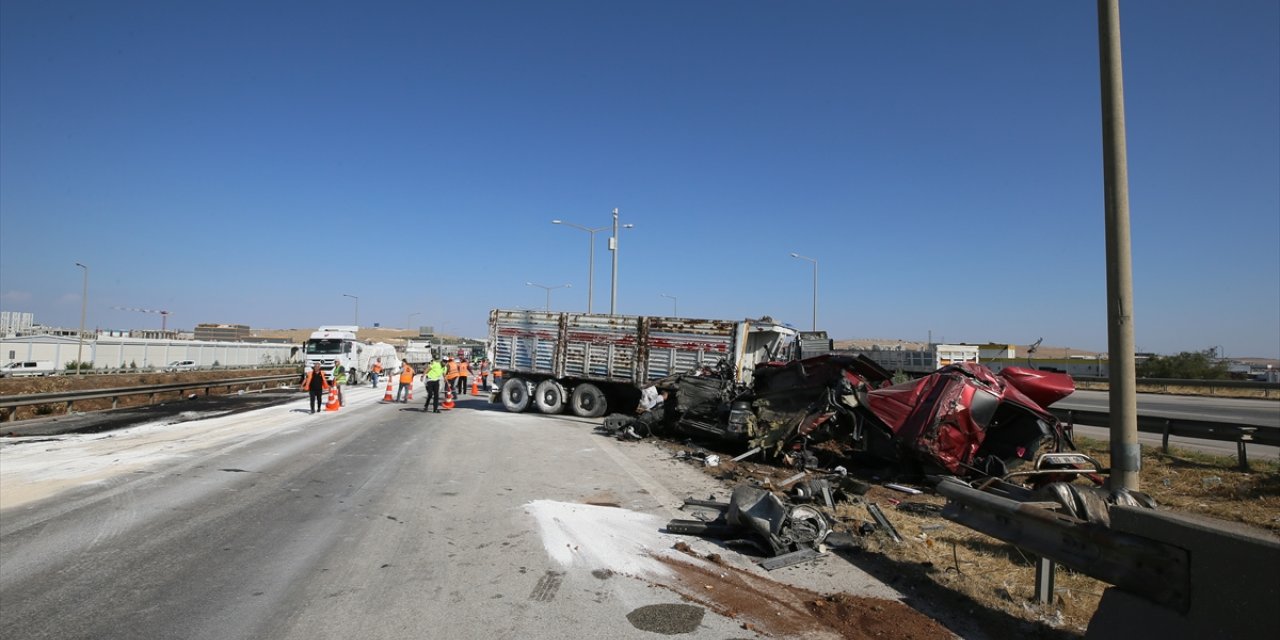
[652,354,1080,481]
[488,309,799,417]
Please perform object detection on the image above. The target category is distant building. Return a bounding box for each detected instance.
[195,323,251,341]
[975,343,1017,359]
[0,311,35,335]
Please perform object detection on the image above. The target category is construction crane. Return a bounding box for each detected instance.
[112,306,173,331]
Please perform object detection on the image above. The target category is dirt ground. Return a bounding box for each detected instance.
[0,367,298,422]
[649,433,1280,638]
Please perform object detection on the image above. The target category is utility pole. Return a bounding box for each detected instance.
[608,208,632,315]
[75,262,88,374]
[1099,0,1139,491]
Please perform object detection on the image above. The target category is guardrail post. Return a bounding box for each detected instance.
[1161,419,1172,453]
[1035,555,1056,604]
[111,396,119,410]
[1237,427,1255,471]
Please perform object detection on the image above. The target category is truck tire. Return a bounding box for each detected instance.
[501,378,531,413]
[569,383,608,418]
[534,379,567,414]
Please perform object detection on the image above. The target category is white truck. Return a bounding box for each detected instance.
[303,326,400,382]
[489,309,798,417]
[403,339,436,367]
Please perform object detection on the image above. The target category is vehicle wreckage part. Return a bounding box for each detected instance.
[1033,482,1156,527]
[866,503,903,543]
[758,548,825,571]
[683,498,730,510]
[727,400,753,435]
[726,485,832,556]
[936,477,1189,611]
[501,378,531,412]
[569,382,608,418]
[534,379,567,414]
[731,446,762,462]
[664,519,739,537]
[885,483,923,495]
[780,504,831,549]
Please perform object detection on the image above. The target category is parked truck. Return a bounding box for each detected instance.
[488,309,798,417]
[303,326,400,383]
[403,339,436,367]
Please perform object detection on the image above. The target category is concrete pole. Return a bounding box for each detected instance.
[586,232,596,314]
[75,262,88,374]
[1098,0,1140,491]
[610,208,619,315]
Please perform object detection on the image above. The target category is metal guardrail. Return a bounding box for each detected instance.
[0,374,299,422]
[1071,376,1280,399]
[1051,407,1280,469]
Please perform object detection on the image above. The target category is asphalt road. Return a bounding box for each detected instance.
[0,385,908,640]
[1056,389,1280,427]
[1056,390,1280,460]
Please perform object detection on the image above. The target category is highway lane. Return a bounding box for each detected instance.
[0,384,912,640]
[1056,389,1279,427]
[1056,390,1279,460]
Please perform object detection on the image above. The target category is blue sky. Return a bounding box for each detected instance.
[1,1,1277,358]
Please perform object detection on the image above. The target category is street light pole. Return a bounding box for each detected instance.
[609,208,634,315]
[526,282,571,311]
[408,312,420,333]
[75,262,88,374]
[660,293,678,316]
[552,219,610,314]
[343,294,359,327]
[790,253,818,331]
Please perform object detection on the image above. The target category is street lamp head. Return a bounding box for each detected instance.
[789,253,799,258]
[551,219,562,224]
[622,223,634,229]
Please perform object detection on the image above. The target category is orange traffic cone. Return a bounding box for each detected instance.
[325,385,341,412]
[470,380,478,395]
[381,378,394,402]
[442,386,455,410]
[407,383,413,401]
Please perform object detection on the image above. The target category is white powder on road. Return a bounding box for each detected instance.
[525,500,677,577]
[0,386,386,511]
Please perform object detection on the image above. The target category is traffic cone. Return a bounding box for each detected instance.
[442,386,455,410]
[471,380,479,395]
[325,385,341,412]
[381,378,394,402]
[407,383,413,401]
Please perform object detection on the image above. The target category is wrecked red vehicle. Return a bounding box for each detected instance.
[665,355,1076,479]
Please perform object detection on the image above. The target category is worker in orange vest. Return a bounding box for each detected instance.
[370,358,384,388]
[457,358,471,395]
[445,357,460,395]
[396,362,415,403]
[301,363,331,414]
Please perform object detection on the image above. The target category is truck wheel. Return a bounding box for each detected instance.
[534,379,566,414]
[501,378,531,412]
[570,383,607,418]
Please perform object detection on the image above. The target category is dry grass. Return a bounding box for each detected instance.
[662,436,1280,637]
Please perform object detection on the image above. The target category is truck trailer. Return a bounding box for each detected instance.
[488,309,798,417]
